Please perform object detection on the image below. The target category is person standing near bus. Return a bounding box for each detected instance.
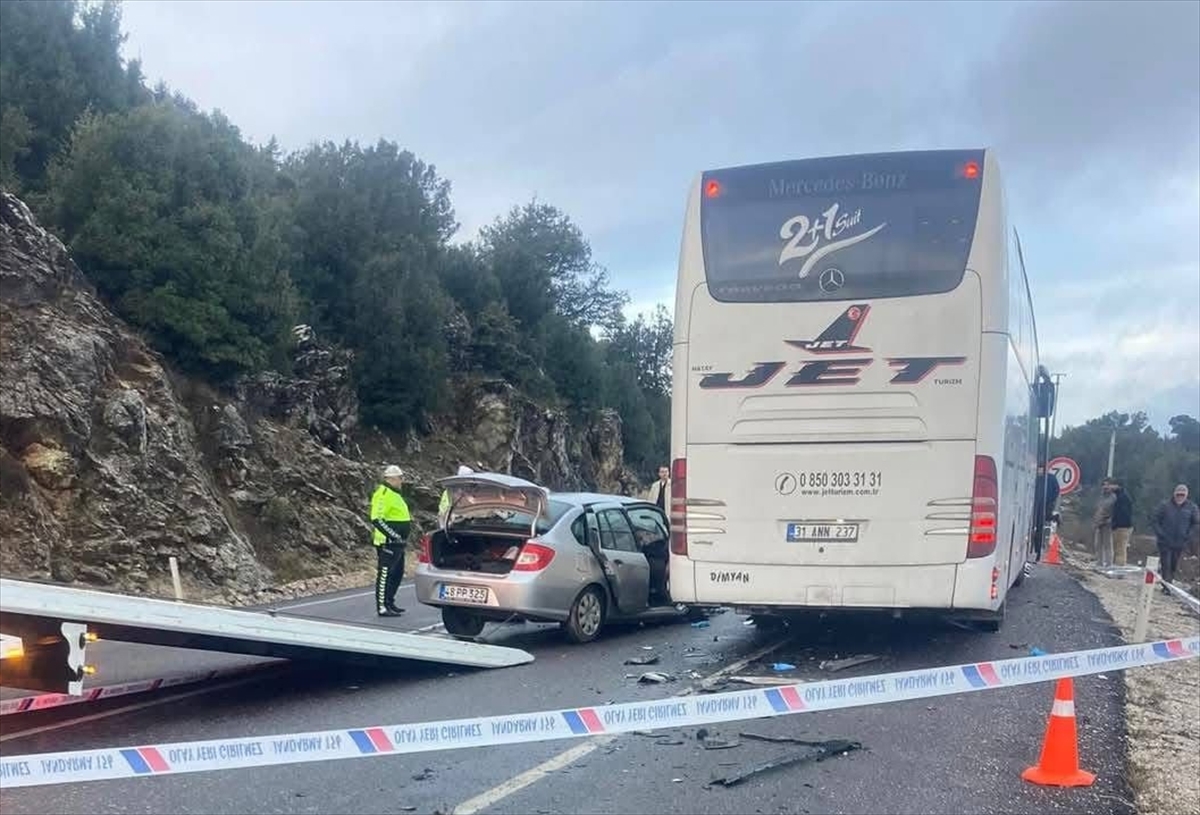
[1152,484,1200,590]
[1110,477,1134,567]
[1033,464,1060,560]
[647,465,671,514]
[1093,478,1116,569]
[371,465,412,616]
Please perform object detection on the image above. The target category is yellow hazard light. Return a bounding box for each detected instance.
[82,665,97,675]
[0,634,24,660]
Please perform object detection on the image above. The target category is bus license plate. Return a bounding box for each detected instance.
[439,584,490,605]
[786,523,859,543]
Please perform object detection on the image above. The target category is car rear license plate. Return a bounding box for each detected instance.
[439,584,490,605]
[786,523,859,543]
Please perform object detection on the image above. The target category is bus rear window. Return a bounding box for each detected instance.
[700,150,985,303]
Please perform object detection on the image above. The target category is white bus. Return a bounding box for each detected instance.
[667,149,1057,632]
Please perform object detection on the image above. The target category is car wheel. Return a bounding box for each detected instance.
[564,585,606,644]
[442,606,486,640]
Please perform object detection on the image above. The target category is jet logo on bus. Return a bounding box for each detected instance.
[698,304,965,390]
[785,303,871,354]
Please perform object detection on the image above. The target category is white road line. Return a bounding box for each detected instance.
[451,632,791,814]
[0,674,271,743]
[453,738,615,815]
[276,582,414,610]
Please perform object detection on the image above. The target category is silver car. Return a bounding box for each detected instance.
[414,472,701,642]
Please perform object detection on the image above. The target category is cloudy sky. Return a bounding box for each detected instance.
[116,0,1199,431]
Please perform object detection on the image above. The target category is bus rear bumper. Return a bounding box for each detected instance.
[670,557,1003,613]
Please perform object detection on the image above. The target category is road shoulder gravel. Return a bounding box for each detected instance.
[1067,548,1200,815]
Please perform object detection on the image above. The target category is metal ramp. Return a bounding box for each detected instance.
[0,578,534,695]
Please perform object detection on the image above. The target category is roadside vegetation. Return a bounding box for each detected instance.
[0,0,671,478]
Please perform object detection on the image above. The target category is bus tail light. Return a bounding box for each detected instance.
[967,455,998,558]
[960,160,980,180]
[704,179,722,198]
[670,458,688,556]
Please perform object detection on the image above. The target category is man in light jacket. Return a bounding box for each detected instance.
[1152,484,1200,590]
[1093,478,1116,569]
[1109,477,1134,567]
[646,465,671,516]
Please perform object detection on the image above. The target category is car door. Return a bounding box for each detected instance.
[592,505,650,616]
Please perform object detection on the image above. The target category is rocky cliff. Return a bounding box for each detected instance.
[0,192,640,600]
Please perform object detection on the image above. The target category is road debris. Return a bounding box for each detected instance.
[818,654,880,672]
[710,739,862,787]
[697,728,741,750]
[637,671,674,684]
[739,732,846,746]
[624,654,661,666]
[729,675,797,686]
[412,768,434,781]
[772,662,797,672]
[691,620,710,628]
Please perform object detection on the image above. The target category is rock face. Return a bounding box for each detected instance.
[0,192,640,598]
[0,192,265,593]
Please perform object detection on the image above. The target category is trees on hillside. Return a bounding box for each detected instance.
[0,0,673,475]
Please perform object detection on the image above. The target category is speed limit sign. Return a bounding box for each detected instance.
[1047,456,1081,495]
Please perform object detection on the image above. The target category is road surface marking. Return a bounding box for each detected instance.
[451,632,791,814]
[453,738,612,815]
[276,583,414,611]
[0,674,271,743]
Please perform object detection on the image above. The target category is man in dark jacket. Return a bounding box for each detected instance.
[1152,484,1200,589]
[1032,466,1061,560]
[1110,478,1134,567]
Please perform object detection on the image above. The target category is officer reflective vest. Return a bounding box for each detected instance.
[371,483,411,546]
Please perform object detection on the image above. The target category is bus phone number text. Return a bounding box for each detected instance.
[799,471,882,489]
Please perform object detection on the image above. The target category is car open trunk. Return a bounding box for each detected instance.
[429,528,528,574]
[431,472,550,575]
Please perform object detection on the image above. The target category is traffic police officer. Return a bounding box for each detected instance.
[371,465,411,616]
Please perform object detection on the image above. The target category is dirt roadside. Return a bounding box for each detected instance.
[1061,538,1200,815]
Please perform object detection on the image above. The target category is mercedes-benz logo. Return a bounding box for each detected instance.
[775,472,797,495]
[819,267,845,293]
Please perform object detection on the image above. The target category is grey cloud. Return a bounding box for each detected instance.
[969,0,1200,182]
[113,0,1199,423]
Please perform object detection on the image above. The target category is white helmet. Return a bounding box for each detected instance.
[383,465,403,479]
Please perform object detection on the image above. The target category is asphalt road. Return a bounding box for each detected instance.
[0,565,1136,815]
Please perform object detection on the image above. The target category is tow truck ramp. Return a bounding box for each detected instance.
[0,578,534,695]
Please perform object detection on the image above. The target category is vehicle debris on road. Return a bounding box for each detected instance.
[636,671,674,684]
[818,654,880,672]
[624,654,661,666]
[709,739,862,787]
[697,728,740,750]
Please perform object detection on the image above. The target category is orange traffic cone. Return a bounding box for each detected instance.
[1044,532,1062,565]
[1022,678,1096,787]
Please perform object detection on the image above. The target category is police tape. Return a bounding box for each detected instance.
[0,662,279,717]
[2,636,1196,789]
[1153,571,1200,614]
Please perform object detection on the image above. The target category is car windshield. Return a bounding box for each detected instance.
[450,499,573,535]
